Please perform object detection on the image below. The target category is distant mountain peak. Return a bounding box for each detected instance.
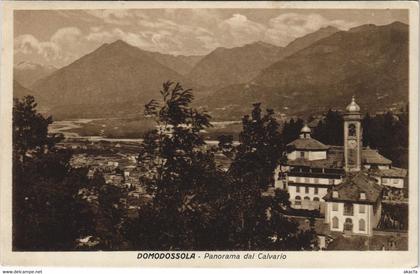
[14,61,56,71]
[248,41,277,48]
[109,39,129,46]
[102,39,134,51]
[348,23,378,32]
[348,21,408,33]
[387,21,408,30]
[283,25,340,53]
[319,26,339,32]
[389,21,407,26]
[242,41,282,51]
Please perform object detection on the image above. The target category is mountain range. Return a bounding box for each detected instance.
[200,21,408,119]
[187,26,339,88]
[14,21,408,120]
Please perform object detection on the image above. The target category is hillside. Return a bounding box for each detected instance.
[31,40,193,118]
[282,26,339,56]
[142,51,203,75]
[14,61,56,87]
[13,80,34,99]
[187,27,340,88]
[187,41,286,88]
[202,22,408,119]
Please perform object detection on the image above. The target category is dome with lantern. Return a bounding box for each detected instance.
[301,124,311,134]
[346,96,360,112]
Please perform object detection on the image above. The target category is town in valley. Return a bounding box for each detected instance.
[12,8,410,252]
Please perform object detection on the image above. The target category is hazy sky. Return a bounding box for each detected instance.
[14,9,408,68]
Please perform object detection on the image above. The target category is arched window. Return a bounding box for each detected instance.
[344,218,353,232]
[313,197,320,202]
[332,217,339,228]
[295,196,301,205]
[304,196,310,200]
[348,124,356,137]
[359,219,366,231]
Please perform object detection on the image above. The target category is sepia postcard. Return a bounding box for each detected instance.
[0,0,418,268]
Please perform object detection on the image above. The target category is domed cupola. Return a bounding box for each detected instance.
[346,96,361,113]
[300,124,311,139]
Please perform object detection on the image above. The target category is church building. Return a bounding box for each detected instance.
[274,97,407,236]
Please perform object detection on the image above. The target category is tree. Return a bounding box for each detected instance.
[233,103,283,190]
[281,118,304,145]
[362,110,409,168]
[220,103,316,250]
[13,96,62,163]
[123,81,227,250]
[312,109,343,146]
[13,96,95,250]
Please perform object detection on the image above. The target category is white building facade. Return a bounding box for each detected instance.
[274,97,407,236]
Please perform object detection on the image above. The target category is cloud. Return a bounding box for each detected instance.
[85,10,148,26]
[85,16,218,55]
[14,34,59,60]
[14,27,83,64]
[15,10,360,67]
[51,27,82,44]
[86,28,153,49]
[218,14,266,46]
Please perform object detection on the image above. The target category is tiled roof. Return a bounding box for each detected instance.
[286,137,392,166]
[370,167,407,178]
[286,146,343,169]
[287,138,329,151]
[287,157,343,169]
[362,148,392,165]
[323,172,383,204]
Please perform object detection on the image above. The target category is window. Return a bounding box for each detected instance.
[295,196,301,205]
[359,204,366,213]
[313,197,320,202]
[332,203,338,211]
[304,196,310,201]
[348,124,356,137]
[360,192,366,200]
[305,186,309,194]
[314,187,319,195]
[344,218,353,231]
[300,151,305,158]
[332,217,339,229]
[296,186,300,193]
[344,203,354,216]
[359,219,366,231]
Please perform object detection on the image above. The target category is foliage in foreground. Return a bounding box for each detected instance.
[13,96,126,250]
[13,85,318,251]
[123,82,317,250]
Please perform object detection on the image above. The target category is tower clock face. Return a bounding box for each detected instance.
[348,140,357,149]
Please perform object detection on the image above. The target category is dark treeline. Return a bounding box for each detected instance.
[13,96,127,250]
[282,108,409,168]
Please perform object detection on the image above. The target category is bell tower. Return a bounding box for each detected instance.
[343,96,362,172]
